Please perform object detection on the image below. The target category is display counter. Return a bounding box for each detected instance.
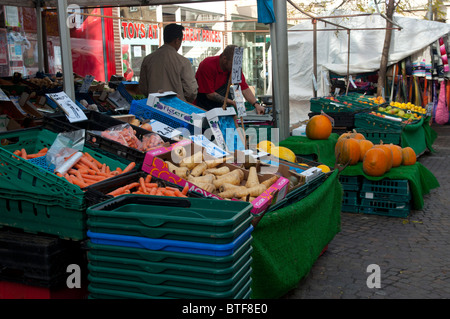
[250,170,342,299]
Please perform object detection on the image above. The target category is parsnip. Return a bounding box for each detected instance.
[179,151,203,169]
[261,175,279,188]
[219,182,243,193]
[190,162,208,177]
[204,166,230,176]
[213,169,244,188]
[245,166,259,188]
[165,161,190,178]
[188,174,215,184]
[204,156,233,168]
[234,184,267,198]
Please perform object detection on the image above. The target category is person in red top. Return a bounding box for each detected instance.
[195,45,265,114]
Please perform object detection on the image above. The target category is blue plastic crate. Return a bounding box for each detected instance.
[87,225,253,257]
[129,99,194,134]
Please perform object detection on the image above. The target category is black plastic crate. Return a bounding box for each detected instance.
[308,111,356,128]
[0,228,87,288]
[84,170,207,207]
[43,110,173,163]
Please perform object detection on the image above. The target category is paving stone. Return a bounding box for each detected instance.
[284,124,450,299]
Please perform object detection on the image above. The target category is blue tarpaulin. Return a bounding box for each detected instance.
[257,0,275,24]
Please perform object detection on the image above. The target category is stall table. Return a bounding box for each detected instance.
[250,170,342,299]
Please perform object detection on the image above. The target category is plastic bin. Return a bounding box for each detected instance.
[339,175,360,191]
[83,171,207,207]
[0,127,132,240]
[359,198,410,218]
[0,228,86,287]
[87,275,252,299]
[86,235,253,269]
[129,99,195,135]
[43,110,173,163]
[87,226,253,257]
[87,266,252,299]
[87,195,253,244]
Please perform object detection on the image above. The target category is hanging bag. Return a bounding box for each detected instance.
[435,80,449,124]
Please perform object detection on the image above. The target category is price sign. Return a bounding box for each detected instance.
[148,119,182,139]
[189,135,229,158]
[79,75,95,93]
[46,91,87,123]
[231,47,244,84]
[230,85,246,117]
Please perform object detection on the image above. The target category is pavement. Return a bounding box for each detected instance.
[282,123,450,299]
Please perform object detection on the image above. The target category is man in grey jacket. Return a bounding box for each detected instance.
[139,23,198,103]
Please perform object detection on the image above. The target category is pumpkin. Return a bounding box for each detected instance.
[335,137,361,165]
[306,115,332,140]
[401,147,416,166]
[271,146,296,163]
[338,129,366,141]
[363,147,388,177]
[358,139,374,162]
[373,142,393,172]
[387,144,403,167]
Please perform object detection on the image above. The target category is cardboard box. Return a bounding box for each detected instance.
[142,139,289,216]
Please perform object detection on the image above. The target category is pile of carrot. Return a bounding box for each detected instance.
[13,146,136,189]
[106,174,189,198]
[13,147,48,159]
[56,152,136,188]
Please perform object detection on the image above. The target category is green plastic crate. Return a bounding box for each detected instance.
[359,198,410,218]
[354,128,401,145]
[0,127,131,208]
[87,243,252,281]
[87,264,252,298]
[339,175,360,191]
[88,276,252,299]
[354,112,404,131]
[360,179,411,202]
[86,235,253,269]
[87,195,253,244]
[0,194,85,240]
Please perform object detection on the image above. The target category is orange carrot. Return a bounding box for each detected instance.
[145,174,152,183]
[107,186,128,196]
[79,157,99,172]
[71,176,87,188]
[149,187,157,195]
[174,190,187,197]
[13,150,21,156]
[181,184,189,195]
[139,177,147,193]
[145,183,158,189]
[21,148,27,159]
[83,152,102,169]
[121,162,136,174]
[38,147,48,154]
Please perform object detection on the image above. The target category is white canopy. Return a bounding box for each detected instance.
[287,13,450,124]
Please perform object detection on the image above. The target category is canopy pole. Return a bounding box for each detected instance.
[313,19,317,98]
[270,0,289,142]
[57,0,75,100]
[35,1,45,72]
[346,29,351,95]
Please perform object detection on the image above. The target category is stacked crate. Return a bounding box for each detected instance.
[339,176,411,218]
[359,179,411,218]
[0,228,87,299]
[86,195,254,299]
[339,175,361,213]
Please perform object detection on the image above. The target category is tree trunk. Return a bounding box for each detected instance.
[377,0,397,97]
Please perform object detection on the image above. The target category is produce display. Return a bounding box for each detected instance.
[163,151,280,202]
[334,130,417,177]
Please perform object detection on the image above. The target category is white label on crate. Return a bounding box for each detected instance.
[46,92,88,123]
[365,192,374,199]
[149,119,182,138]
[189,135,229,158]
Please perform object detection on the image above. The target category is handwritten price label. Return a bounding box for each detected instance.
[149,119,182,138]
[231,47,244,84]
